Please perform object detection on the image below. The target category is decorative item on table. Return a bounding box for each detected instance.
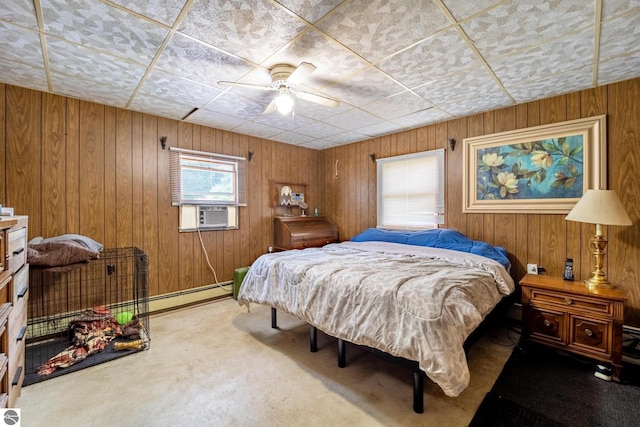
[564,189,632,288]
[280,186,293,216]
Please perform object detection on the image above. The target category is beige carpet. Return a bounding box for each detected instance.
[17,297,517,426]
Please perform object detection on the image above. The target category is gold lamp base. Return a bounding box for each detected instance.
[584,274,614,289]
[584,224,615,289]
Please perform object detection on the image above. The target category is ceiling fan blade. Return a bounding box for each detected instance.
[218,81,275,91]
[263,99,277,114]
[287,62,317,85]
[295,91,340,108]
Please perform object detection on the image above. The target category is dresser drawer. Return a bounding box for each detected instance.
[11,265,28,306]
[7,343,24,408]
[6,227,26,273]
[529,288,613,316]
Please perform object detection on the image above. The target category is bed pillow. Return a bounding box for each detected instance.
[31,234,104,252]
[350,228,411,244]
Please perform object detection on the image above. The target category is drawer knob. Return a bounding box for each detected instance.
[564,298,573,305]
[543,319,552,327]
[584,328,594,337]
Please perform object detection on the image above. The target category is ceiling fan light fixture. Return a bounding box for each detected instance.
[275,87,294,115]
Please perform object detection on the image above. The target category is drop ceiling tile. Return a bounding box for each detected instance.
[362,91,434,120]
[0,0,38,29]
[185,108,249,131]
[251,111,316,131]
[597,53,640,86]
[441,0,505,21]
[178,0,308,64]
[324,108,381,131]
[462,0,594,60]
[265,29,369,91]
[137,70,222,107]
[0,22,43,67]
[323,66,405,108]
[491,28,594,87]
[0,58,48,92]
[269,130,316,145]
[322,131,368,145]
[318,0,450,62]
[292,89,352,120]
[602,0,640,19]
[274,0,343,24]
[109,0,186,26]
[355,120,406,138]
[51,72,132,107]
[507,66,593,104]
[202,91,269,120]
[292,120,345,139]
[413,67,503,106]
[155,33,255,88]
[129,92,196,120]
[435,91,513,117]
[391,107,453,128]
[47,38,146,91]
[599,13,640,62]
[377,28,480,90]
[233,121,283,139]
[303,140,338,150]
[41,0,168,64]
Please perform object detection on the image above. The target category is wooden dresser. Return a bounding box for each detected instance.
[520,274,626,381]
[0,216,28,408]
[274,216,338,250]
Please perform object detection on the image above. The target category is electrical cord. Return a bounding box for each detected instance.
[197,227,233,292]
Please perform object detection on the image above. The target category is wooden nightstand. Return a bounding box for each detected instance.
[520,274,626,381]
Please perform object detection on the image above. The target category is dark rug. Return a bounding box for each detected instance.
[469,342,640,427]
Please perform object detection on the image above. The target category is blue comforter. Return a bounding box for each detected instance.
[351,228,511,270]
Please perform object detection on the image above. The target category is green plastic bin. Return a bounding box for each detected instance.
[233,267,249,300]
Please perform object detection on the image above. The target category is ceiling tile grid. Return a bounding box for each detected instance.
[0,0,638,149]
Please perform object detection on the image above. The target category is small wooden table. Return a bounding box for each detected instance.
[520,274,626,381]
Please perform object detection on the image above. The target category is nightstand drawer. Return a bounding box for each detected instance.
[570,316,610,355]
[529,308,565,343]
[529,288,613,316]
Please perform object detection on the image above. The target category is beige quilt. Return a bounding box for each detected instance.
[238,241,515,397]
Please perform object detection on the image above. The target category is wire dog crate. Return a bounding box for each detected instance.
[25,247,150,386]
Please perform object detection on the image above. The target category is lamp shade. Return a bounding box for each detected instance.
[565,189,632,226]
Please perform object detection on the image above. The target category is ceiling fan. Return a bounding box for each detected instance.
[218,62,340,115]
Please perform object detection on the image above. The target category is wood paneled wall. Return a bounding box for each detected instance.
[2,79,639,326]
[0,84,320,300]
[321,78,640,326]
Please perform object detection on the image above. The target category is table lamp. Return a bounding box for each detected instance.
[565,189,632,288]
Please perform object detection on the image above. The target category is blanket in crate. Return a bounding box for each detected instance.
[36,306,143,376]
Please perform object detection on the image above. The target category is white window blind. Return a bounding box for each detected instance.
[169,147,247,206]
[377,149,445,229]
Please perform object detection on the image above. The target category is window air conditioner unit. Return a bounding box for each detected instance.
[179,205,238,231]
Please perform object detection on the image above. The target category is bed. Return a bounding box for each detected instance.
[237,228,515,412]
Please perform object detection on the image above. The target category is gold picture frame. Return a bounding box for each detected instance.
[462,115,606,214]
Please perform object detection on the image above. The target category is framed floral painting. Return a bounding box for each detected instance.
[462,115,606,214]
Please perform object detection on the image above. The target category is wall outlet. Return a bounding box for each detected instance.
[527,263,539,274]
[268,246,273,253]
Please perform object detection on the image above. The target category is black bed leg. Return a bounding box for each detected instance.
[310,326,318,352]
[413,370,424,414]
[271,307,277,329]
[338,339,346,368]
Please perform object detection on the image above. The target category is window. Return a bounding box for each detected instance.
[170,148,246,206]
[377,149,445,229]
